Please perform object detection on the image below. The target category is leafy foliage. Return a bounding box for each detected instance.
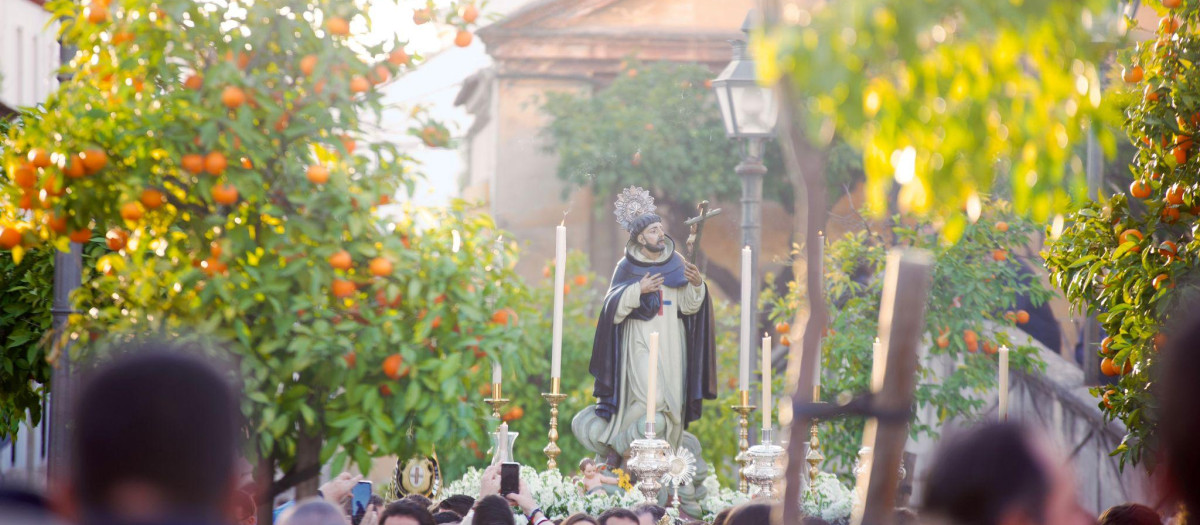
[762,207,1050,475]
[755,0,1116,238]
[0,0,505,498]
[1044,1,1198,469]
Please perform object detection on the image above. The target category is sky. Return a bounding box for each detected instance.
[366,0,536,208]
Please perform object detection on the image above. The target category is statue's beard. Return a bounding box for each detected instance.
[641,240,666,253]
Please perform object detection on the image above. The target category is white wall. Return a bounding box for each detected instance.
[0,0,59,110]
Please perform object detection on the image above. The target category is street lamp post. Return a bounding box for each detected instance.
[713,11,778,403]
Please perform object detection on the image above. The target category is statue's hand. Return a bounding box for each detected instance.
[639,273,664,294]
[684,262,703,287]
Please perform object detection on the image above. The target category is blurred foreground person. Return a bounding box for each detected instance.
[1097,503,1160,525]
[68,345,241,525]
[725,503,773,525]
[1,486,65,525]
[921,421,1092,525]
[282,500,349,525]
[1159,313,1200,522]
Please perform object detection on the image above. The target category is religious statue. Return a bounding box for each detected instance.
[576,458,620,495]
[572,187,717,514]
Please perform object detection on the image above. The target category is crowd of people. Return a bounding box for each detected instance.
[0,328,1198,525]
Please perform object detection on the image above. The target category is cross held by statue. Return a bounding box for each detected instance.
[685,200,723,262]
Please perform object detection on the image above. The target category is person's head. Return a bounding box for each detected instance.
[435,495,474,517]
[633,219,666,254]
[921,421,1091,525]
[472,495,514,525]
[726,503,773,525]
[232,489,258,525]
[711,507,733,525]
[71,345,240,520]
[579,458,598,477]
[632,504,665,525]
[405,495,433,510]
[561,513,599,525]
[597,508,639,525]
[891,507,917,525]
[1159,313,1200,517]
[432,510,462,524]
[380,500,435,525]
[1098,503,1160,525]
[281,499,346,525]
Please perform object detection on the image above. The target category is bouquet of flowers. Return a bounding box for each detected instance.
[800,472,855,524]
[442,465,644,523]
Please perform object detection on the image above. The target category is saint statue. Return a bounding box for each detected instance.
[572,187,717,513]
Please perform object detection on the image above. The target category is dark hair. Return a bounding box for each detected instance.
[473,495,514,525]
[1098,503,1161,525]
[561,513,598,525]
[711,507,734,525]
[436,494,475,517]
[920,422,1049,525]
[406,494,434,510]
[433,510,463,524]
[633,504,665,522]
[284,499,347,525]
[597,508,639,525]
[726,503,774,525]
[380,500,435,525]
[72,346,239,515]
[1160,312,1200,518]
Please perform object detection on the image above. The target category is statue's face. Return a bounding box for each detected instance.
[583,463,596,476]
[638,222,666,253]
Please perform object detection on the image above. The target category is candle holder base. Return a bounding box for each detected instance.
[627,428,671,504]
[742,428,785,500]
[541,391,567,470]
[484,395,510,421]
[730,398,757,495]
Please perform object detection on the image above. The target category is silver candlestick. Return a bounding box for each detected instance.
[626,420,671,503]
[742,428,785,499]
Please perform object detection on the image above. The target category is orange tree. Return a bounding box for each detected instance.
[1045,1,1196,469]
[0,0,520,506]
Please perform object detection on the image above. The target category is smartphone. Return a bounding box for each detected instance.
[500,462,520,496]
[350,480,372,525]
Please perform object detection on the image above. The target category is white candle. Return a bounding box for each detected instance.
[492,360,502,385]
[498,422,509,462]
[740,246,752,392]
[871,337,884,391]
[999,346,1010,420]
[762,333,772,431]
[551,224,566,379]
[813,348,822,402]
[647,332,659,431]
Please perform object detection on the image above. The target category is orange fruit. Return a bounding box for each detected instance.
[1175,144,1189,165]
[1162,206,1181,223]
[27,148,51,168]
[340,135,357,155]
[382,354,404,379]
[140,188,165,209]
[184,74,203,90]
[1119,229,1144,245]
[1004,311,1017,322]
[42,174,63,196]
[413,8,431,24]
[1123,360,1134,375]
[204,152,227,175]
[343,352,357,367]
[181,153,204,174]
[1165,0,1182,7]
[936,334,949,348]
[983,341,997,355]
[563,283,571,295]
[574,274,587,286]
[454,30,473,47]
[775,321,791,334]
[966,340,979,353]
[329,250,352,270]
[86,2,109,23]
[326,16,350,36]
[300,54,318,77]
[1154,273,1173,290]
[212,183,238,205]
[631,151,642,167]
[350,76,370,94]
[1123,65,1144,83]
[306,165,329,184]
[992,249,1007,262]
[1161,16,1180,34]
[370,65,391,85]
[1154,333,1168,351]
[45,213,68,234]
[106,228,128,251]
[461,4,478,23]
[120,201,144,221]
[780,335,791,347]
[332,278,357,298]
[221,86,246,109]
[388,48,410,66]
[501,406,524,421]
[63,154,86,178]
[1101,357,1118,377]
[369,257,393,277]
[1102,389,1115,409]
[0,228,22,249]
[995,221,1009,233]
[12,163,36,188]
[491,308,513,326]
[1146,84,1161,103]
[1100,336,1114,356]
[68,228,92,243]
[963,329,978,344]
[1015,310,1030,324]
[81,149,107,173]
[1159,240,1178,257]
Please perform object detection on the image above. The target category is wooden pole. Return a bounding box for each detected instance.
[852,250,933,525]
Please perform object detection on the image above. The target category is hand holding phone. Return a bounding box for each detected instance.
[500,462,519,496]
[350,480,373,525]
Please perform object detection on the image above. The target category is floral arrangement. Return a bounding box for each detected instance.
[800,472,855,524]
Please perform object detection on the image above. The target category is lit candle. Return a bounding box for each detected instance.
[647,332,659,432]
[999,346,1010,420]
[762,333,772,431]
[551,223,566,380]
[492,360,502,386]
[740,246,752,392]
[498,422,509,462]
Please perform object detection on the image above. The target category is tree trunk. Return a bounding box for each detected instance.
[293,432,323,499]
[256,453,277,525]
